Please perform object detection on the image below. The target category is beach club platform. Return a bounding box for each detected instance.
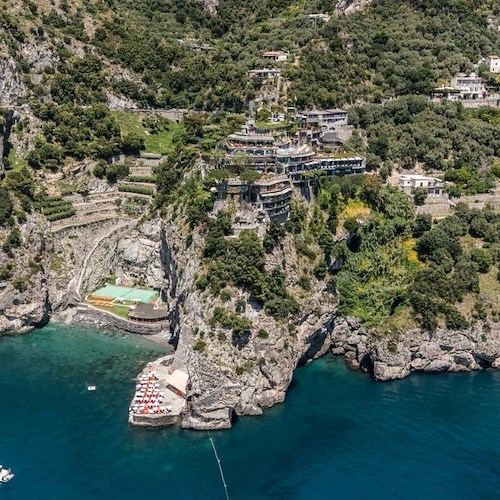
[129,357,188,427]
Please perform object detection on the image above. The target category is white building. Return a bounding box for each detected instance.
[295,109,348,131]
[398,175,446,196]
[449,73,486,99]
[486,55,500,74]
[307,13,331,22]
[262,51,289,63]
[248,68,281,81]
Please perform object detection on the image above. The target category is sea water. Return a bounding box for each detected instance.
[1,323,500,499]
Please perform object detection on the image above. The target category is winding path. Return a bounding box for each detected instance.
[76,220,134,295]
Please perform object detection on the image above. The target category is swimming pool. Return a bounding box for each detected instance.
[91,284,158,303]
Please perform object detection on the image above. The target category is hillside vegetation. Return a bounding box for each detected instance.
[0,0,498,109]
[0,0,500,336]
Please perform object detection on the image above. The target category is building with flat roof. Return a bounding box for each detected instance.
[216,175,293,222]
[262,51,289,62]
[398,174,446,196]
[307,13,331,22]
[248,68,281,81]
[295,109,348,131]
[214,119,366,222]
[449,73,486,99]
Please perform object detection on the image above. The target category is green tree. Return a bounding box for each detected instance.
[413,187,427,206]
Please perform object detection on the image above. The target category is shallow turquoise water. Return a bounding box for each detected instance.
[1,323,500,499]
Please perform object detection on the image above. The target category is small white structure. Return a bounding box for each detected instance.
[398,174,446,196]
[262,51,289,63]
[486,55,500,74]
[248,68,281,81]
[307,13,331,22]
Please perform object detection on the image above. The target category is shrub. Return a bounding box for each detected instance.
[313,261,327,279]
[2,227,22,255]
[106,163,130,183]
[117,184,154,195]
[444,306,469,330]
[298,275,311,291]
[195,273,209,290]
[235,298,246,313]
[257,328,269,339]
[413,214,432,237]
[469,248,492,273]
[413,187,427,206]
[193,340,206,352]
[0,188,13,225]
[343,217,359,232]
[12,276,29,292]
[212,307,252,334]
[0,262,13,281]
[263,221,285,253]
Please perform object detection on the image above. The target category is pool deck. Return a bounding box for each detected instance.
[91,284,159,303]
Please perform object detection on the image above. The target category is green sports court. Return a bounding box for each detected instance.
[91,284,158,303]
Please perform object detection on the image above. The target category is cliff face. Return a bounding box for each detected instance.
[0,57,26,106]
[0,216,52,334]
[0,217,169,335]
[330,317,500,380]
[335,0,374,14]
[4,209,500,430]
[0,109,18,176]
[153,223,338,430]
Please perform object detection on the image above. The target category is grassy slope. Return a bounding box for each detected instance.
[113,111,184,154]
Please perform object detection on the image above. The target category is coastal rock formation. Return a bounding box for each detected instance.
[159,223,340,430]
[329,317,500,381]
[0,217,51,334]
[4,208,500,430]
[0,217,168,335]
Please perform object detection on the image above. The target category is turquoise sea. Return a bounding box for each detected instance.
[1,323,500,499]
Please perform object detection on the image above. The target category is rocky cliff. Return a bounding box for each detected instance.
[0,109,18,176]
[3,208,500,430]
[331,316,500,380]
[0,56,26,106]
[0,217,170,335]
[335,0,374,15]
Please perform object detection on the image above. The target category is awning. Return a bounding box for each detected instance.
[165,370,189,396]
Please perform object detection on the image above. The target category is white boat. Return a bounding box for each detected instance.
[87,385,96,391]
[0,466,14,483]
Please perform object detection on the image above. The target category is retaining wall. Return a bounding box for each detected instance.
[71,305,169,335]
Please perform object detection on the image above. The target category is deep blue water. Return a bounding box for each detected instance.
[1,323,500,499]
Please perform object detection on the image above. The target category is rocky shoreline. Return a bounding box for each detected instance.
[3,216,500,430]
[3,302,500,429]
[331,316,500,379]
